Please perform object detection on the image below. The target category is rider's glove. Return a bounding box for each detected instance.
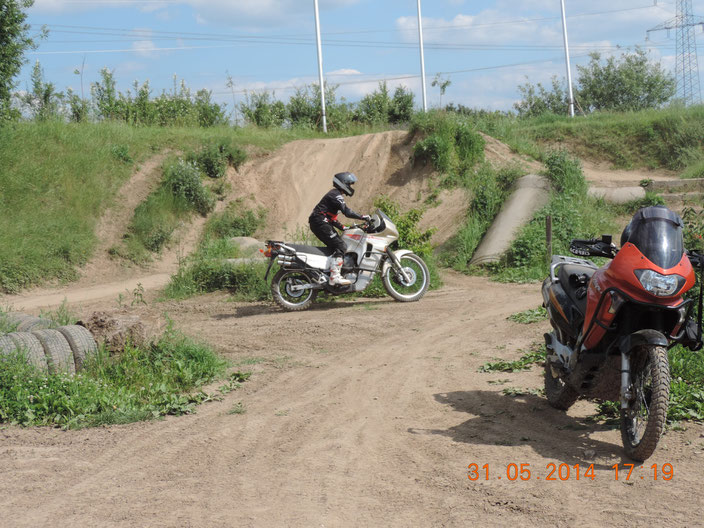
[362,215,372,222]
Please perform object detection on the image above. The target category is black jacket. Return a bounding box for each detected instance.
[309,189,364,230]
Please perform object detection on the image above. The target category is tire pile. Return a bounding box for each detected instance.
[0,313,98,375]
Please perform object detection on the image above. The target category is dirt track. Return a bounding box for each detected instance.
[1,272,702,527]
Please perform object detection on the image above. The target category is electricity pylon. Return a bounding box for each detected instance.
[648,0,704,105]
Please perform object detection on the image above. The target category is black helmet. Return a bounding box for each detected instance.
[333,171,357,196]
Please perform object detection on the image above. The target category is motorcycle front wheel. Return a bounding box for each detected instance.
[382,253,429,302]
[271,269,318,311]
[620,345,670,462]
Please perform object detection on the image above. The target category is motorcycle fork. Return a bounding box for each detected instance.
[386,248,411,284]
[620,352,632,410]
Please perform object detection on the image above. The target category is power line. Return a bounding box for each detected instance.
[28,4,663,43]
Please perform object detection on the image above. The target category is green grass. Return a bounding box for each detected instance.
[0,121,338,293]
[0,325,245,428]
[508,307,548,324]
[465,105,704,173]
[479,343,546,373]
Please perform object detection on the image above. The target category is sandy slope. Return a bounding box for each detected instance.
[1,272,702,527]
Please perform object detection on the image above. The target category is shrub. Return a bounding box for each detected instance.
[205,201,267,239]
[412,133,453,173]
[163,159,215,216]
[187,141,248,179]
[455,122,485,168]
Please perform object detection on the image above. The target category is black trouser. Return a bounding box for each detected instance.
[309,215,346,257]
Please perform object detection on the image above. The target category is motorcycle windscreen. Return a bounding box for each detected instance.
[625,208,684,269]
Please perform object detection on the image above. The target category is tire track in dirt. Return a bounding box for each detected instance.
[2,273,701,527]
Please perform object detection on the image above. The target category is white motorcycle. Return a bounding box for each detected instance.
[263,210,430,311]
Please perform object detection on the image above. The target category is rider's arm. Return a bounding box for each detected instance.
[335,195,364,221]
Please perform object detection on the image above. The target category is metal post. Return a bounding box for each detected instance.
[314,0,328,133]
[417,0,428,112]
[560,0,575,117]
[546,215,553,267]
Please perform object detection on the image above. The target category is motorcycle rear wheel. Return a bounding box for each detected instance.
[620,345,670,462]
[544,362,579,410]
[382,253,429,302]
[271,269,318,311]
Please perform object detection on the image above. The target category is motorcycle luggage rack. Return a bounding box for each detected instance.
[550,255,597,284]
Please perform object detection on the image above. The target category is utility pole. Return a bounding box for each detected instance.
[560,0,575,117]
[417,0,428,112]
[314,0,328,133]
[648,0,704,105]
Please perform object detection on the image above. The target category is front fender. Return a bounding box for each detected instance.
[381,249,414,275]
[619,329,668,355]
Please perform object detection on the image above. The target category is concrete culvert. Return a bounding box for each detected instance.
[6,332,49,372]
[32,329,75,375]
[57,325,98,371]
[471,174,551,266]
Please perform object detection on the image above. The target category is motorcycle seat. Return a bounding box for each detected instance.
[288,244,339,257]
[558,264,597,316]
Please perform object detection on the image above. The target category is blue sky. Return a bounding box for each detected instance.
[19,0,704,114]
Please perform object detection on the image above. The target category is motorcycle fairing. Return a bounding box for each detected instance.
[582,243,695,350]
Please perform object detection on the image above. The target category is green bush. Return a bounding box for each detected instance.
[412,133,453,173]
[163,159,215,216]
[205,201,267,239]
[165,259,270,301]
[186,141,248,179]
[455,122,485,167]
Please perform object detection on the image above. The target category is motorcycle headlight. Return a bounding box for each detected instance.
[634,269,684,297]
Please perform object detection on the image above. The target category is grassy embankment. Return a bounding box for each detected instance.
[472,105,704,176]
[0,121,364,294]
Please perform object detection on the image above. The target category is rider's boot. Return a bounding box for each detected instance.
[329,256,351,286]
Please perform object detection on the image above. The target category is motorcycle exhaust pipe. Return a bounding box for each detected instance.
[276,255,295,266]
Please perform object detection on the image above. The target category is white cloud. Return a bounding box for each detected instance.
[132,39,158,58]
[328,68,362,76]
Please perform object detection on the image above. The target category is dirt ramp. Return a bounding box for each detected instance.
[235,131,437,238]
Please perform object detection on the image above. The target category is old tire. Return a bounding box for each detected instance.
[17,316,52,332]
[6,332,49,372]
[0,335,17,357]
[620,345,670,462]
[382,253,430,302]
[32,329,75,375]
[271,269,318,311]
[544,362,579,410]
[57,325,98,371]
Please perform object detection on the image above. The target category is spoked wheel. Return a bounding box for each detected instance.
[620,345,670,462]
[382,253,429,302]
[544,360,579,410]
[271,269,318,311]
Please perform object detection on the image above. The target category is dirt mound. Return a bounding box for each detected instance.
[234,131,542,247]
[233,131,428,238]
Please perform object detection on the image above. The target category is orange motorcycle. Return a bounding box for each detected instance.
[542,206,702,461]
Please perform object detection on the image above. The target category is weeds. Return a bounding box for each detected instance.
[479,343,546,373]
[508,307,548,324]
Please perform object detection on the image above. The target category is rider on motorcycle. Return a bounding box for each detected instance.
[309,172,371,286]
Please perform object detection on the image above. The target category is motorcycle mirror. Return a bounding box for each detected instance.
[601,234,612,244]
